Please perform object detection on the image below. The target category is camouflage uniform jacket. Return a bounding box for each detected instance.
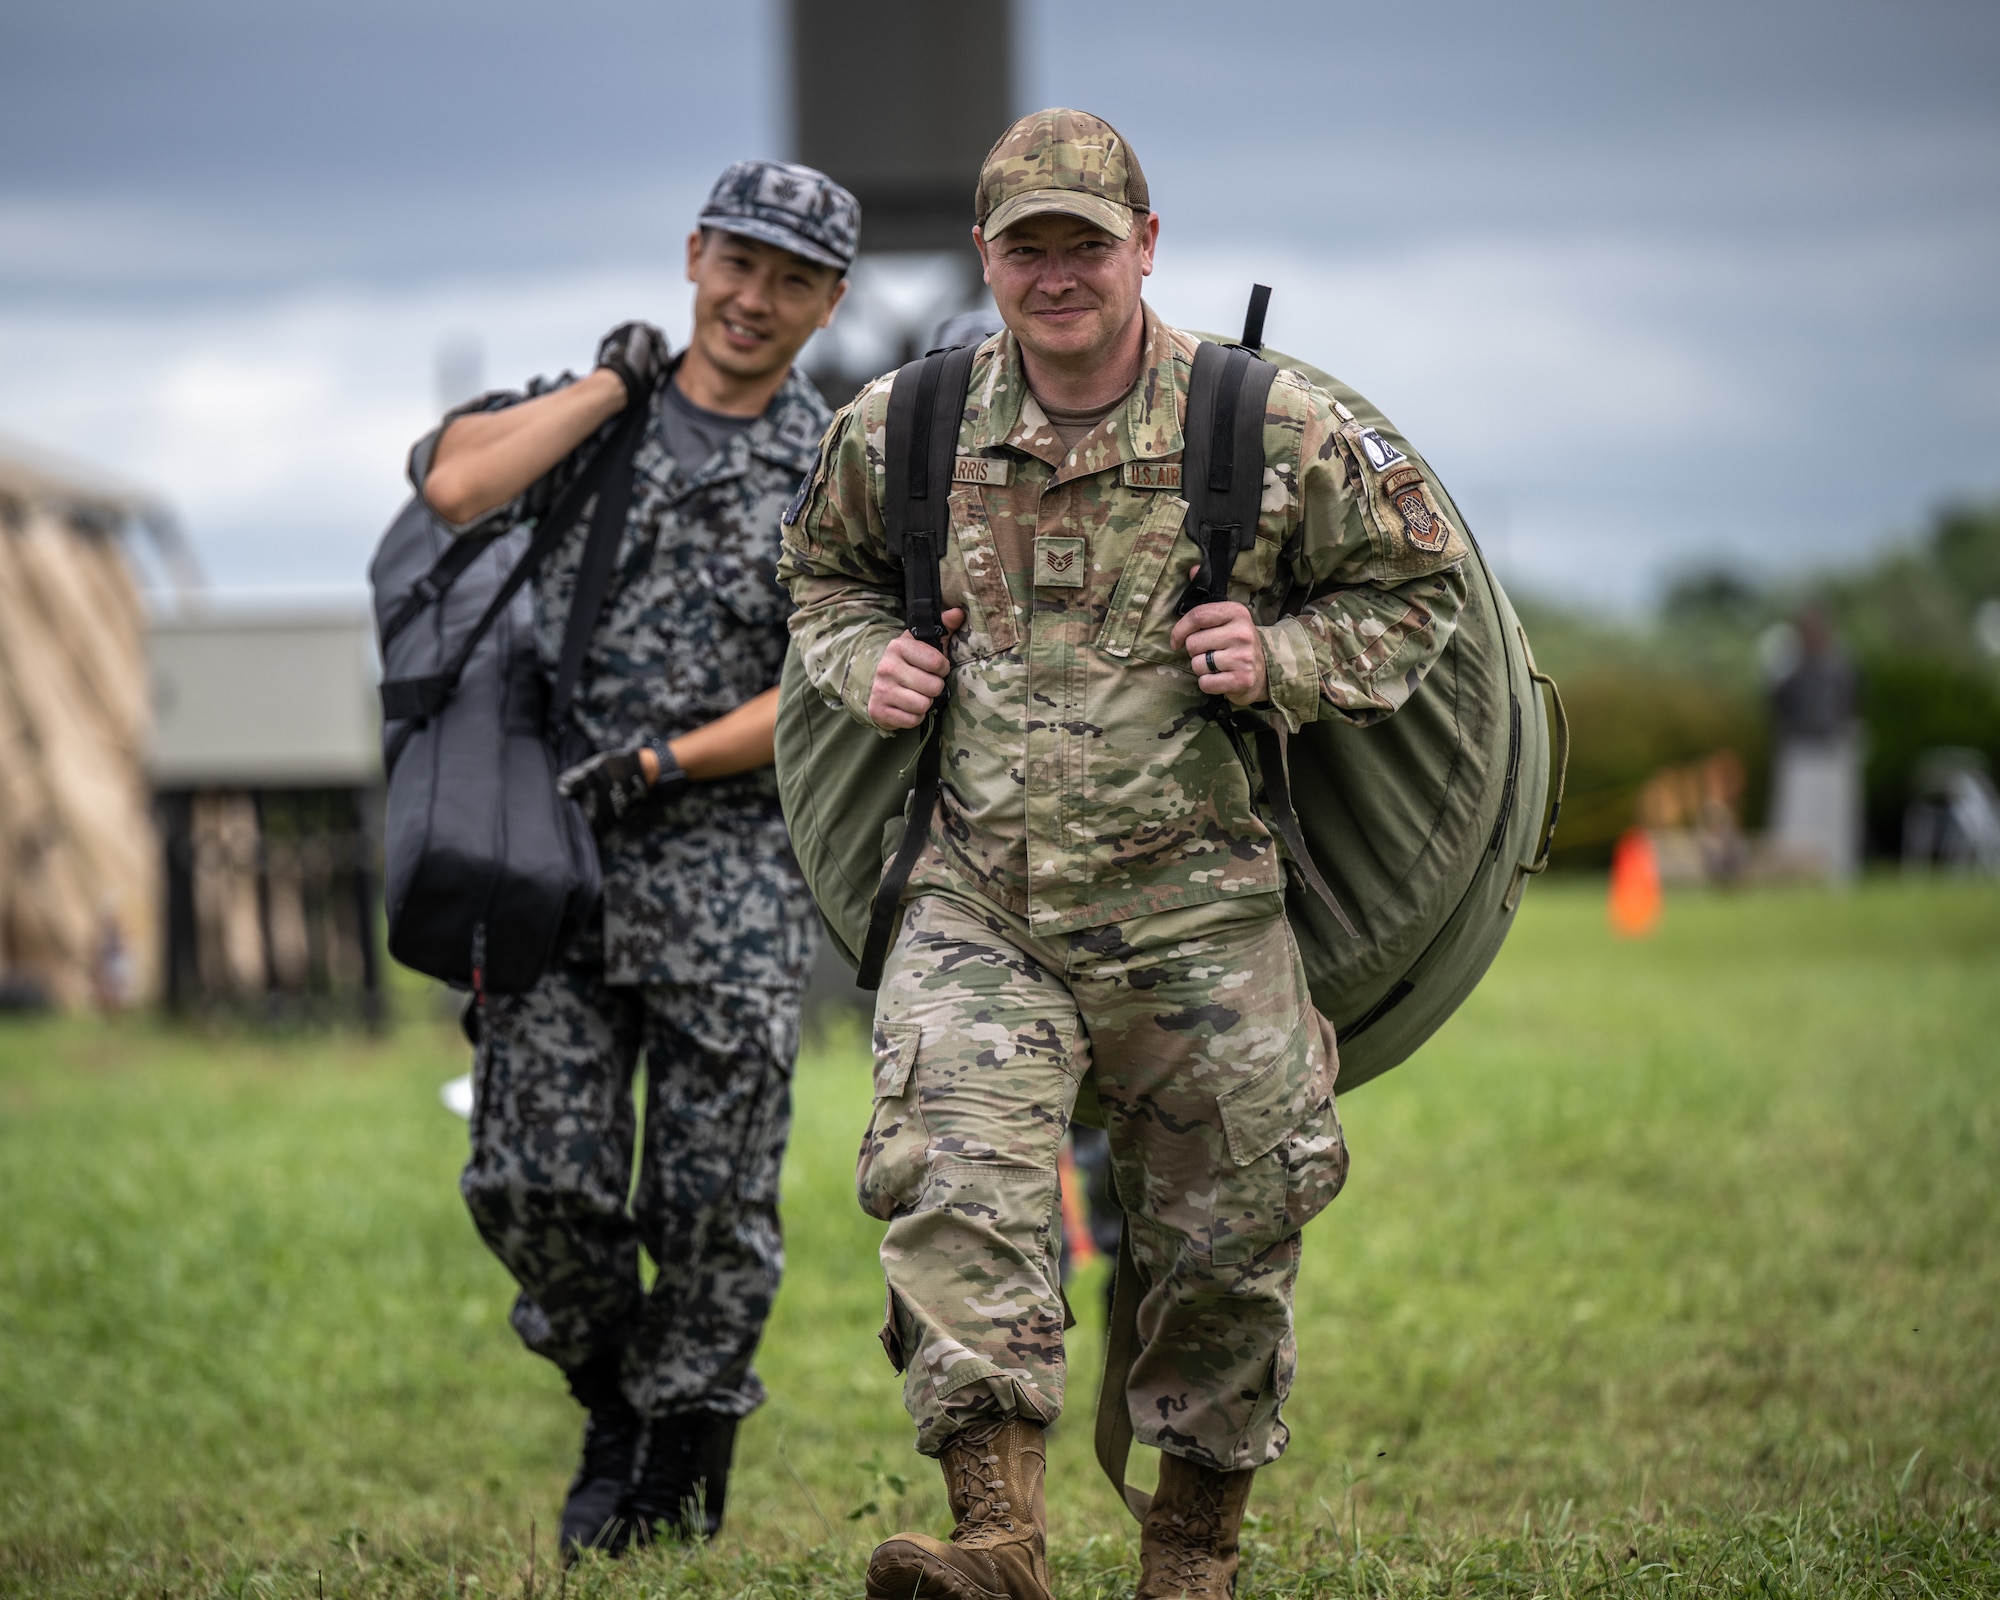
[410,361,830,990]
[778,306,1470,935]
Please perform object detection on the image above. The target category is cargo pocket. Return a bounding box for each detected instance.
[856,1022,928,1221]
[1209,1012,1347,1264]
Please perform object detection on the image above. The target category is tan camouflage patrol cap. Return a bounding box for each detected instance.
[975,108,1151,241]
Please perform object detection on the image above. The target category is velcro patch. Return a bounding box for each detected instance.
[1034,535,1087,587]
[953,455,1013,487]
[1355,427,1407,473]
[1121,461,1183,490]
[1382,466,1450,553]
[780,475,812,527]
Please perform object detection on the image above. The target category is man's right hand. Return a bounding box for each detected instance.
[866,609,966,729]
[594,321,671,408]
[423,332,649,527]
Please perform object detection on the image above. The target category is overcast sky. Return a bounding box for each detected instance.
[1,0,1994,609]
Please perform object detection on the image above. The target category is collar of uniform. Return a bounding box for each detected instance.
[747,364,833,474]
[652,362,830,499]
[962,304,1185,482]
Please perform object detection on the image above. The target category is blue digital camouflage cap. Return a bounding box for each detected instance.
[698,160,861,273]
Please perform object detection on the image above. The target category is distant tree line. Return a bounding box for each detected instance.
[1516,501,2000,869]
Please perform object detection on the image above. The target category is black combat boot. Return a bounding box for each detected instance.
[624,1411,739,1545]
[559,1349,644,1563]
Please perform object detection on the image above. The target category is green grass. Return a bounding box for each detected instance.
[2,879,1997,1597]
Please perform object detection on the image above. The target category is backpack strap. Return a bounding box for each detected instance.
[377,398,649,733]
[1176,312,1360,942]
[1175,341,1273,617]
[1092,1228,1155,1521]
[379,526,505,650]
[855,343,979,990]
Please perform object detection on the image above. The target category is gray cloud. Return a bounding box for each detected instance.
[0,0,1994,605]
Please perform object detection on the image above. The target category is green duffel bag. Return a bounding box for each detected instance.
[775,304,1567,1092]
[1240,337,1568,1089]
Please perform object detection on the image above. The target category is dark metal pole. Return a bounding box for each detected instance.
[788,0,1015,256]
[789,1,1016,403]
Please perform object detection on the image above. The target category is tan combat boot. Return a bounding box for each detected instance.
[1136,1453,1256,1600]
[866,1418,1051,1600]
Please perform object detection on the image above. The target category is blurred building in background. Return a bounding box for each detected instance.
[0,435,383,1021]
[0,441,195,1011]
[150,608,383,1025]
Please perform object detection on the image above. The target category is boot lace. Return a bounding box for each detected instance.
[946,1421,1021,1545]
[1155,1473,1233,1598]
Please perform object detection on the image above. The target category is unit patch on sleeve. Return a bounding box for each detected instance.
[1382,464,1450,554]
[1356,428,1407,473]
[1121,461,1183,490]
[781,475,812,527]
[952,455,1014,487]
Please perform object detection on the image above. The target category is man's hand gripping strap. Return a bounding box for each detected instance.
[855,343,979,990]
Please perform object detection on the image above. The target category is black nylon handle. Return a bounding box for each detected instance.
[1239,283,1272,353]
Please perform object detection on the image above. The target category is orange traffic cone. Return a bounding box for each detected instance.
[1608,827,1662,938]
[1056,1141,1099,1271]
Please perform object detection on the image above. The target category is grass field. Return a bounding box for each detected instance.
[2,880,1997,1598]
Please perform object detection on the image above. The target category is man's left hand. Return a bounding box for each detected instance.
[1171,600,1268,705]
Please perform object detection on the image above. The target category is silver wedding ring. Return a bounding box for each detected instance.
[1205,650,1218,676]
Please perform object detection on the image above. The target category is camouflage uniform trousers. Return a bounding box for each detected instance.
[859,884,1348,1468]
[461,945,799,1420]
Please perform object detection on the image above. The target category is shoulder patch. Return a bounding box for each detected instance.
[1383,466,1450,554]
[1121,461,1183,490]
[780,474,812,527]
[952,455,1013,487]
[1356,428,1406,473]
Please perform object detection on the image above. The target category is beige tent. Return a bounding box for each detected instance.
[0,439,191,1009]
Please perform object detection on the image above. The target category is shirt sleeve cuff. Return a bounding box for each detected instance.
[838,626,904,733]
[1260,617,1322,732]
[406,405,517,537]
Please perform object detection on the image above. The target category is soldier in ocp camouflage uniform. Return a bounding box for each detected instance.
[780,111,1469,1600]
[409,160,858,1561]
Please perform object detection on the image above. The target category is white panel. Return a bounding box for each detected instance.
[148,609,379,786]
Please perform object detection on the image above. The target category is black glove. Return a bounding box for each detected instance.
[594,321,671,408]
[556,744,688,834]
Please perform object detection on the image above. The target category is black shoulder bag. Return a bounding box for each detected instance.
[368,396,649,995]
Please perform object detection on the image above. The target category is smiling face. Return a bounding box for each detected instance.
[974,209,1158,374]
[683,229,846,388]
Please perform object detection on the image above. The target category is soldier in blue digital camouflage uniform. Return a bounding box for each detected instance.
[408,160,858,1561]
